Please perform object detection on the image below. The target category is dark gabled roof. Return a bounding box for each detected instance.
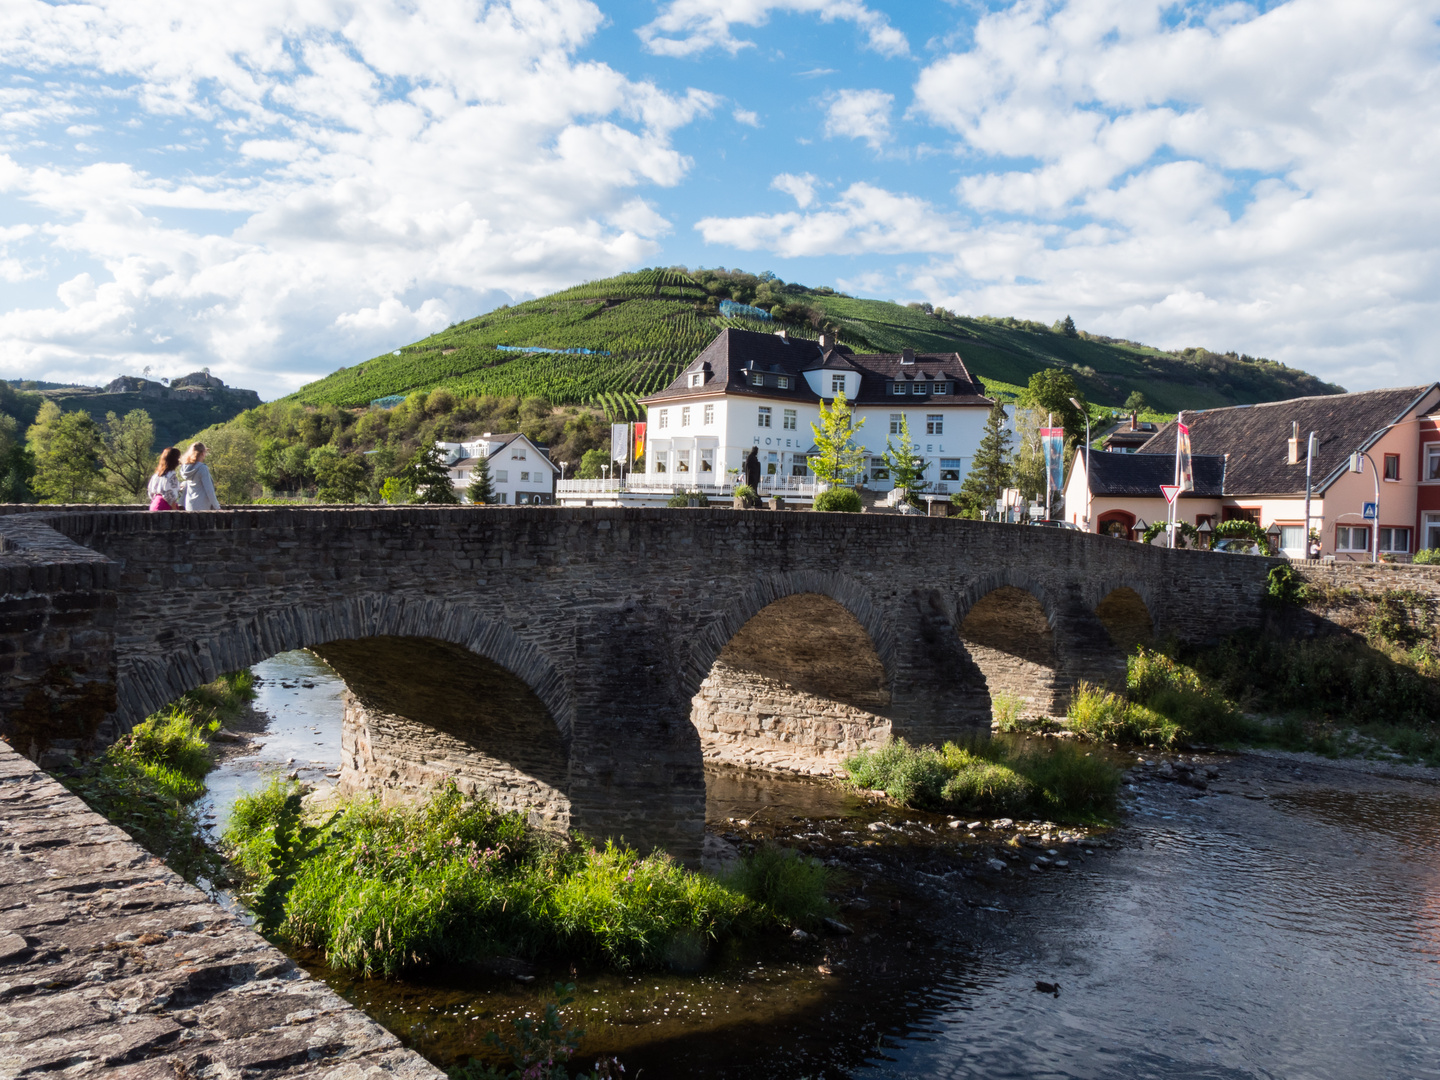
[1140,385,1440,496]
[1085,449,1226,497]
[637,328,992,407]
[470,432,560,473]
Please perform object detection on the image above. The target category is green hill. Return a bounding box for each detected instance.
[287,268,1342,418]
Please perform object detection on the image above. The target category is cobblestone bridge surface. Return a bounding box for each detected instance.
[0,742,446,1079]
[0,505,1278,858]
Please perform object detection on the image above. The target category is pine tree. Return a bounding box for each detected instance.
[809,392,866,486]
[1060,314,1078,337]
[953,400,1012,518]
[883,413,929,506]
[405,441,459,504]
[467,456,496,504]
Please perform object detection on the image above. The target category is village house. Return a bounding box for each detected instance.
[560,327,996,506]
[1062,383,1440,559]
[437,432,558,504]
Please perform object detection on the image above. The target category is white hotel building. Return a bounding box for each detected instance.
[560,327,996,505]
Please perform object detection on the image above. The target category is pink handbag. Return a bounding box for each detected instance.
[149,494,174,512]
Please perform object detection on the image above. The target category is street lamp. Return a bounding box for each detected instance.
[1069,396,1091,531]
[1197,517,1213,550]
[1266,522,1282,555]
[1348,449,1381,562]
[560,461,569,482]
[1134,517,1147,543]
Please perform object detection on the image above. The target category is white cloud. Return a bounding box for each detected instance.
[770,172,819,208]
[0,0,718,397]
[639,0,908,59]
[823,89,893,149]
[733,108,760,127]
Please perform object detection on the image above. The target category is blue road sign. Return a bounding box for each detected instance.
[1363,502,1377,520]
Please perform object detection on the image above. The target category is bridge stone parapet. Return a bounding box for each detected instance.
[1,505,1277,859]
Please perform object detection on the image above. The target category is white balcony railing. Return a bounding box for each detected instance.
[557,476,820,498]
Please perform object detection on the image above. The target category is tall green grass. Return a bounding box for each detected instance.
[224,781,830,978]
[843,736,1120,820]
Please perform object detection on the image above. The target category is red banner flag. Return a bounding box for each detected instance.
[1176,420,1193,492]
[633,422,646,463]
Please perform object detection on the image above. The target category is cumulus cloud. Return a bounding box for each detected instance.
[639,0,908,59]
[823,89,893,149]
[734,108,761,127]
[0,0,717,396]
[770,172,820,208]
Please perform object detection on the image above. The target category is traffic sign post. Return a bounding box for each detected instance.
[1363,502,1377,521]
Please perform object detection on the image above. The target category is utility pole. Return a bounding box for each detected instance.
[1302,431,1317,559]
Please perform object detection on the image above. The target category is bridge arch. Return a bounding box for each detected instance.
[955,573,1065,718]
[684,572,896,775]
[115,593,573,742]
[1091,584,1156,657]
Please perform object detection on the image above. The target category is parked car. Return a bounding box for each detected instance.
[1213,538,1264,555]
[1031,519,1081,530]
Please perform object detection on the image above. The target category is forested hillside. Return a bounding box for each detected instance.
[288,267,1343,419]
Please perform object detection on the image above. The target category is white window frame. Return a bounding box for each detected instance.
[1383,454,1400,482]
[1426,444,1440,481]
[939,458,961,482]
[758,406,772,428]
[750,373,764,386]
[889,413,902,435]
[700,448,714,473]
[1335,525,1370,552]
[496,470,508,482]
[1379,527,1411,553]
[703,404,714,426]
[927,414,943,436]
[778,376,790,389]
[653,450,668,473]
[783,409,797,430]
[676,450,691,473]
[689,372,704,387]
[914,383,928,395]
[766,451,779,475]
[891,382,906,395]
[831,374,845,395]
[933,382,949,395]
[1278,524,1306,553]
[520,471,530,482]
[681,406,691,428]
[658,409,668,430]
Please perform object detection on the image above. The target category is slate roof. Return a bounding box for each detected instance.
[1084,449,1226,497]
[638,328,993,407]
[1139,385,1440,496]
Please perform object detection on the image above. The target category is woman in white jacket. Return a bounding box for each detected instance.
[147,447,182,511]
[179,442,221,511]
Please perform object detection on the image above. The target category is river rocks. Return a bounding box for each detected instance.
[986,858,1008,871]
[791,929,812,942]
[822,918,854,936]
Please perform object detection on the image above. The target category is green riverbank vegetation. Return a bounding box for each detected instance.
[223,780,833,979]
[60,671,255,882]
[842,736,1122,821]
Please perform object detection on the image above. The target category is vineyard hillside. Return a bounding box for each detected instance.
[288,267,1342,419]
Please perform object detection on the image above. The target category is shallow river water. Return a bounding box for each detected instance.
[208,652,1440,1079]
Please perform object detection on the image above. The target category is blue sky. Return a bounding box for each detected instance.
[2,0,1438,399]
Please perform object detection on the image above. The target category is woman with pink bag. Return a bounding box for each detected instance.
[147,447,182,511]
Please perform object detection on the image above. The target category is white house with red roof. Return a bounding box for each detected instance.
[559,327,996,506]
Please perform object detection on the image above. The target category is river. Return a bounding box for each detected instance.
[202,651,1440,1079]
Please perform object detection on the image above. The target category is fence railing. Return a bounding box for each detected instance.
[557,477,821,498]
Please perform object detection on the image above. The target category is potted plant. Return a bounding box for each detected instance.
[768,494,786,511]
[732,483,760,509]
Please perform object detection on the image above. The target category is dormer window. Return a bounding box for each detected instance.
[892,382,907,394]
[750,373,764,386]
[914,382,928,395]
[689,372,704,388]
[778,376,790,389]
[934,381,949,395]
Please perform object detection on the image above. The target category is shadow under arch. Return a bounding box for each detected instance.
[1092,585,1156,657]
[113,593,573,740]
[955,574,1065,717]
[684,573,896,775]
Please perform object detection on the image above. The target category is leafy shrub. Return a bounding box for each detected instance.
[1265,563,1312,606]
[990,692,1026,732]
[721,845,832,927]
[125,704,216,781]
[843,736,1119,820]
[666,489,710,508]
[1414,547,1440,565]
[814,487,863,513]
[1213,518,1270,547]
[731,483,760,507]
[1124,649,1251,742]
[1066,683,1180,745]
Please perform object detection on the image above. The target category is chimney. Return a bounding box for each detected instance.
[900,347,915,365]
[774,328,789,342]
[818,331,834,350]
[1287,421,1300,465]
[1129,411,1139,431]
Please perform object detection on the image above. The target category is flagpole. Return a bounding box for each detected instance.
[1045,411,1053,520]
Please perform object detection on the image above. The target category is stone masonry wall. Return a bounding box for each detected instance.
[4,506,1278,858]
[0,741,445,1079]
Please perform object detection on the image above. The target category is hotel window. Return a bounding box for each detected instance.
[892,382,907,394]
[890,413,903,435]
[1384,454,1400,480]
[939,458,961,482]
[658,409,668,430]
[778,376,790,389]
[1380,527,1411,553]
[703,404,714,425]
[1427,444,1440,480]
[831,374,845,395]
[1335,525,1369,552]
[783,409,797,430]
[751,373,764,386]
[681,406,691,428]
[700,448,714,473]
[767,452,779,475]
[933,381,948,395]
[496,470,508,482]
[689,372,704,387]
[927,414,943,435]
[792,457,810,478]
[758,406,771,428]
[653,450,668,473]
[676,450,691,473]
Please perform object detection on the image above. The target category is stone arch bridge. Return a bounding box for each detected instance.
[0,507,1274,861]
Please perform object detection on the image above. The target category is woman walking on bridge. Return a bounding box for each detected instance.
[147,447,182,511]
[180,443,221,512]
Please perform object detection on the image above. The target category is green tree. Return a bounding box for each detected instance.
[308,445,368,503]
[28,401,102,503]
[577,448,608,479]
[98,409,155,498]
[405,441,459,504]
[882,413,928,506]
[380,476,413,504]
[0,414,35,502]
[1124,390,1148,414]
[808,392,865,487]
[467,456,497,504]
[1056,315,1078,338]
[953,401,1012,518]
[1019,369,1088,448]
[190,423,258,504]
